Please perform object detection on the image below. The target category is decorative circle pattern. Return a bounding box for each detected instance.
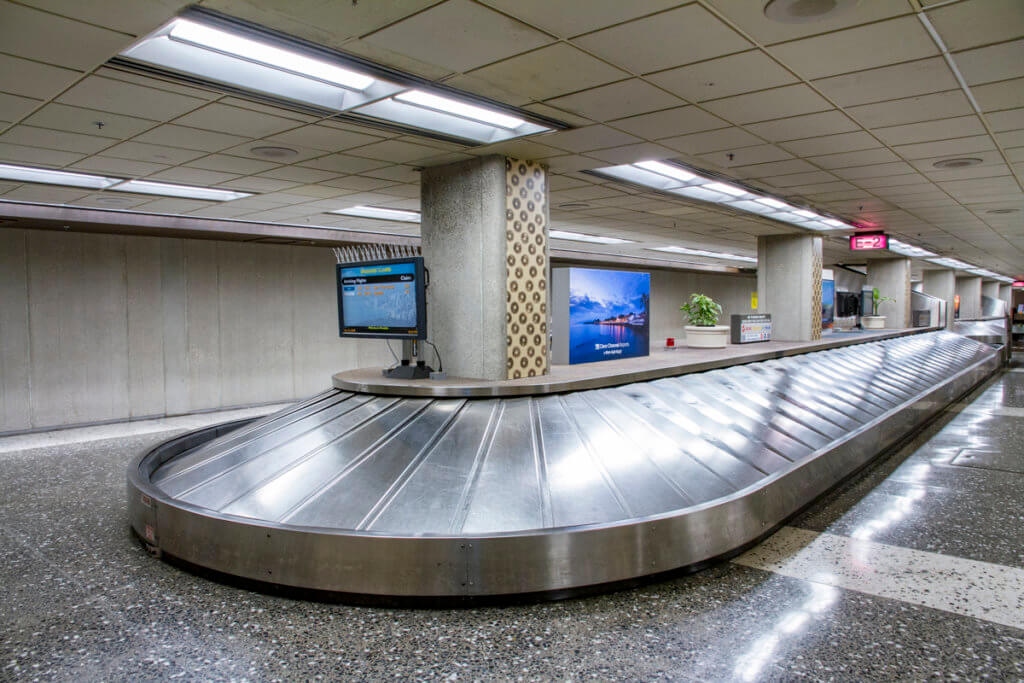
[811,241,823,341]
[505,158,549,379]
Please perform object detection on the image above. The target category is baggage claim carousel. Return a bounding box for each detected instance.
[129,330,1001,601]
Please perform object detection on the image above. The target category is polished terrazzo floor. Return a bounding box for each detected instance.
[2,367,1024,681]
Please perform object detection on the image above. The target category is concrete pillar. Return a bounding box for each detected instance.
[866,258,911,328]
[922,269,955,329]
[1000,284,1012,307]
[756,234,822,341]
[982,281,1000,300]
[955,276,982,320]
[421,156,549,380]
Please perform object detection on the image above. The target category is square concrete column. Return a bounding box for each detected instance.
[1000,284,1013,307]
[982,281,1000,300]
[421,156,549,380]
[866,258,911,328]
[756,234,822,341]
[955,276,982,319]
[922,269,955,328]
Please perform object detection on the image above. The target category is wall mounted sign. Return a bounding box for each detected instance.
[850,232,888,251]
[1013,280,1024,288]
[730,314,772,344]
[561,267,650,364]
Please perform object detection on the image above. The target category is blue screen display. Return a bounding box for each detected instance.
[568,268,650,364]
[340,262,418,332]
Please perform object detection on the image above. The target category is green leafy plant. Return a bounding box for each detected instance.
[871,287,895,316]
[681,293,723,327]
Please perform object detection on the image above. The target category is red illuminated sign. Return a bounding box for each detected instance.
[1013,280,1024,288]
[850,233,888,251]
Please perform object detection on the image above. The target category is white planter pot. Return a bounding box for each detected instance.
[861,316,886,329]
[685,325,729,348]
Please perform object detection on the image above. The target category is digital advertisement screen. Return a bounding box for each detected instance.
[822,278,835,328]
[568,268,650,364]
[337,259,424,339]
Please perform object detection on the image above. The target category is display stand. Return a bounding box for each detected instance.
[384,340,434,379]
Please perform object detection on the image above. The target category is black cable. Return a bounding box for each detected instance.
[384,339,400,369]
[423,340,443,372]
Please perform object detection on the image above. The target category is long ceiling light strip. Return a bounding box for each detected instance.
[593,160,852,232]
[549,230,633,245]
[120,14,557,144]
[649,245,756,263]
[0,163,252,201]
[328,206,420,222]
[887,239,936,258]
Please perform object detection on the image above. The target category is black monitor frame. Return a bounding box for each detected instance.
[336,257,427,340]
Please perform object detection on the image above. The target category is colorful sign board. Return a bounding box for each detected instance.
[567,268,650,364]
[730,314,772,344]
[1012,280,1024,288]
[850,232,888,251]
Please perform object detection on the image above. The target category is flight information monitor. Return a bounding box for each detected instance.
[337,257,426,339]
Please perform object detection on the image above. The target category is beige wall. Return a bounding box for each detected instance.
[650,269,757,345]
[0,228,390,434]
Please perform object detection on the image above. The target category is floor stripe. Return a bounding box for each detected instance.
[963,405,1024,417]
[0,403,292,455]
[734,527,1024,630]
[1009,368,1024,373]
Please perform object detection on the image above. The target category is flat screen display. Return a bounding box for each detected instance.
[337,258,426,339]
[822,278,835,328]
[568,268,650,364]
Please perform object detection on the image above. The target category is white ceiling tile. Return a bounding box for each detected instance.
[995,129,1024,148]
[660,126,762,154]
[1,183,90,203]
[546,79,682,121]
[574,4,751,75]
[520,103,593,128]
[730,158,816,179]
[0,53,80,101]
[706,0,908,45]
[364,0,551,72]
[216,176,300,193]
[0,92,43,123]
[535,125,642,153]
[338,38,456,83]
[986,108,1024,133]
[186,154,280,175]
[893,135,997,160]
[345,139,447,163]
[132,124,249,152]
[147,167,240,186]
[268,125,385,154]
[134,198,216,214]
[0,2,131,70]
[746,110,860,141]
[927,0,1024,51]
[319,175,397,192]
[834,162,917,180]
[702,84,831,124]
[259,166,340,184]
[927,164,1011,183]
[708,144,794,168]
[954,39,1024,85]
[874,115,986,146]
[583,142,680,165]
[0,125,113,154]
[23,102,154,138]
[183,204,254,218]
[846,90,973,129]
[362,165,421,183]
[782,131,879,156]
[939,175,1020,197]
[172,104,301,138]
[217,97,317,123]
[299,154,391,175]
[16,0,189,37]
[465,43,628,101]
[809,148,900,170]
[769,16,937,80]
[480,0,680,38]
[544,154,609,172]
[70,155,168,176]
[435,73,533,107]
[813,58,957,107]
[219,140,324,164]
[647,50,797,102]
[103,140,206,165]
[57,76,207,121]
[972,78,1024,112]
[70,193,152,209]
[609,106,727,139]
[0,141,83,166]
[469,139,566,159]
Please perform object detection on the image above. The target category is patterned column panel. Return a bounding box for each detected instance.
[810,238,823,341]
[505,158,549,379]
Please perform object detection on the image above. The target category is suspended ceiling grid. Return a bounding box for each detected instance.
[0,0,1021,275]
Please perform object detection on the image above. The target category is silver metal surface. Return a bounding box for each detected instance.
[128,331,999,598]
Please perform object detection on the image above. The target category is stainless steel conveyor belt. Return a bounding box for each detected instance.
[128,331,1000,598]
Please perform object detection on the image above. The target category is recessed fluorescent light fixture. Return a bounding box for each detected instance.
[650,246,757,263]
[634,160,697,182]
[329,206,420,223]
[394,90,524,129]
[110,180,251,201]
[927,257,973,270]
[0,163,120,189]
[887,239,936,258]
[120,16,398,113]
[549,230,633,245]
[591,161,855,231]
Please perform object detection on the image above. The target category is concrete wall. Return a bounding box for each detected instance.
[650,269,756,345]
[757,234,822,341]
[866,258,911,328]
[955,275,983,320]
[922,270,955,328]
[0,228,390,434]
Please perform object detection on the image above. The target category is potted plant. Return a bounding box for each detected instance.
[861,287,894,329]
[681,293,728,348]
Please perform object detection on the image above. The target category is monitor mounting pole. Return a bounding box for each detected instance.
[383,339,434,380]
